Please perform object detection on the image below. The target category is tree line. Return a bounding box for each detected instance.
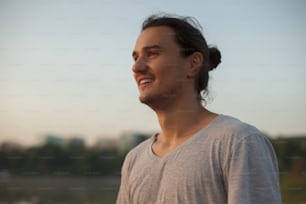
[0,141,125,176]
[272,136,306,175]
[0,136,305,177]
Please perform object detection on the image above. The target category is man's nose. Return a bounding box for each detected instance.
[132,58,147,73]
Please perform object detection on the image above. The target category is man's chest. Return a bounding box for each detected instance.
[128,149,224,203]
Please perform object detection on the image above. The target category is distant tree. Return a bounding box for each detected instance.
[272,137,306,175]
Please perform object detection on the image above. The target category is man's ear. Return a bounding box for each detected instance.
[187,52,203,78]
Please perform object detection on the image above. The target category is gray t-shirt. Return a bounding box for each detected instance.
[116,115,281,204]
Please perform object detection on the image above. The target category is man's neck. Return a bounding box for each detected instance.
[155,102,217,144]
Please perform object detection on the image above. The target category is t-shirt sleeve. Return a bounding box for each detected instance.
[116,155,130,204]
[224,133,281,204]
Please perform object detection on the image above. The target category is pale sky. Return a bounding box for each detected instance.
[1,0,305,146]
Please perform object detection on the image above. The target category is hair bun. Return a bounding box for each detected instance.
[208,47,221,71]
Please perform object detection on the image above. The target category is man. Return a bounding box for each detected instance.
[116,14,281,204]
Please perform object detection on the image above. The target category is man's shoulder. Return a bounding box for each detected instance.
[124,135,153,163]
[212,115,266,142]
[209,115,273,158]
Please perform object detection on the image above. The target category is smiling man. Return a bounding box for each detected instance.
[116,14,281,204]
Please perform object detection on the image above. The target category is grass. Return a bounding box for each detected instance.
[280,172,306,204]
[0,176,120,204]
[1,174,306,203]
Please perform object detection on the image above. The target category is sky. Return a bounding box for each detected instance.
[0,0,305,146]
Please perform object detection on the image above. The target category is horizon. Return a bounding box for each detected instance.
[1,129,306,148]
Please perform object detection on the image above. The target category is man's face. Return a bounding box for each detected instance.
[132,26,191,108]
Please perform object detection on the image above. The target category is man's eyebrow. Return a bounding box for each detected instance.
[143,45,163,50]
[132,45,163,57]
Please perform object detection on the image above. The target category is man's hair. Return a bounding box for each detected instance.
[142,14,221,102]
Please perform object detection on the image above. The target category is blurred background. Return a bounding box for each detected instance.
[0,0,305,203]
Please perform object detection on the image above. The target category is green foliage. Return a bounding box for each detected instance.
[1,136,305,178]
[1,142,125,177]
[272,136,306,173]
[271,136,306,203]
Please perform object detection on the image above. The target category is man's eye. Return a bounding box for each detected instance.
[133,55,138,61]
[148,51,159,58]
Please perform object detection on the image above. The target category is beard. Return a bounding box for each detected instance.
[138,81,183,111]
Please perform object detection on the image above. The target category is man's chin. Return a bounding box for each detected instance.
[139,95,149,104]
[139,94,155,106]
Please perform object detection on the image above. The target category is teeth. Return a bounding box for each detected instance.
[139,79,152,85]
